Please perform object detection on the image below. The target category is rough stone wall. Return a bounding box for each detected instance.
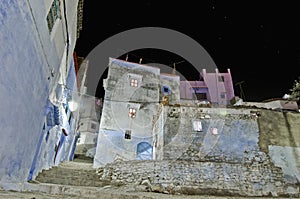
[97,154,289,197]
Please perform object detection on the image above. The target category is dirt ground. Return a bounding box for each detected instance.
[0,189,297,199]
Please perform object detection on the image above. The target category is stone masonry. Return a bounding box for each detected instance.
[97,154,286,197]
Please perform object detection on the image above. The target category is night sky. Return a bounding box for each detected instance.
[74,1,300,102]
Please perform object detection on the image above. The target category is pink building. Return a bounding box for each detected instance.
[180,69,235,106]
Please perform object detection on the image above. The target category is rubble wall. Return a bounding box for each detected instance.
[98,155,289,197]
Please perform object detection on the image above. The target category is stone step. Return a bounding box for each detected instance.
[35,160,104,187]
[5,182,144,199]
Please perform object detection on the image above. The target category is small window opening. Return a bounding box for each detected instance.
[129,108,136,118]
[162,85,171,95]
[68,114,72,124]
[218,76,225,82]
[210,127,218,135]
[46,0,61,33]
[91,123,96,130]
[220,92,226,99]
[130,79,138,87]
[193,120,202,132]
[62,128,68,136]
[125,130,131,139]
[195,93,207,100]
[45,131,50,142]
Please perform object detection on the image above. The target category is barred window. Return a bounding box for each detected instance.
[128,108,136,118]
[46,0,61,33]
[192,120,202,132]
[125,130,131,139]
[130,78,138,87]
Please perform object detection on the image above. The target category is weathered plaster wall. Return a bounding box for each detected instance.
[258,110,300,151]
[257,109,300,186]
[0,1,51,183]
[100,101,158,138]
[156,106,259,162]
[95,58,161,166]
[104,58,160,102]
[0,0,78,185]
[94,129,152,167]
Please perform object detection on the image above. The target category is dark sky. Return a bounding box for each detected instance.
[74,1,300,102]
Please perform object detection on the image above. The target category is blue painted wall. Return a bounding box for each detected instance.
[0,0,77,184]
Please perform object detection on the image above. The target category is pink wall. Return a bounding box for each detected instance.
[180,69,235,105]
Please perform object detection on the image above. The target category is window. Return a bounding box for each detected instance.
[91,123,97,130]
[163,87,169,93]
[195,93,207,100]
[210,127,218,135]
[192,120,202,132]
[62,128,68,136]
[46,0,61,33]
[45,131,50,142]
[68,114,72,124]
[162,85,171,95]
[125,130,131,139]
[46,111,53,127]
[130,79,138,87]
[128,108,136,118]
[220,92,226,99]
[64,104,68,114]
[218,76,225,82]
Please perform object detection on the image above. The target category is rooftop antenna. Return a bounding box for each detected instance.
[235,81,246,101]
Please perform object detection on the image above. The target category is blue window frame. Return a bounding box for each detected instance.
[162,85,171,95]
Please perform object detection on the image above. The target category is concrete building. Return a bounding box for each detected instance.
[0,0,83,185]
[71,58,102,158]
[180,68,235,106]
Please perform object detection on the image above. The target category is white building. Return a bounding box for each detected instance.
[0,0,83,186]
[75,59,101,157]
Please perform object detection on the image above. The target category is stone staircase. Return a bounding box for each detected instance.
[22,156,175,198]
[34,156,106,187]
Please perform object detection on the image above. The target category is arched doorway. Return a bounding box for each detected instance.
[136,142,153,160]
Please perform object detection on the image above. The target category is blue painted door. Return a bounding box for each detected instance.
[136,142,152,160]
